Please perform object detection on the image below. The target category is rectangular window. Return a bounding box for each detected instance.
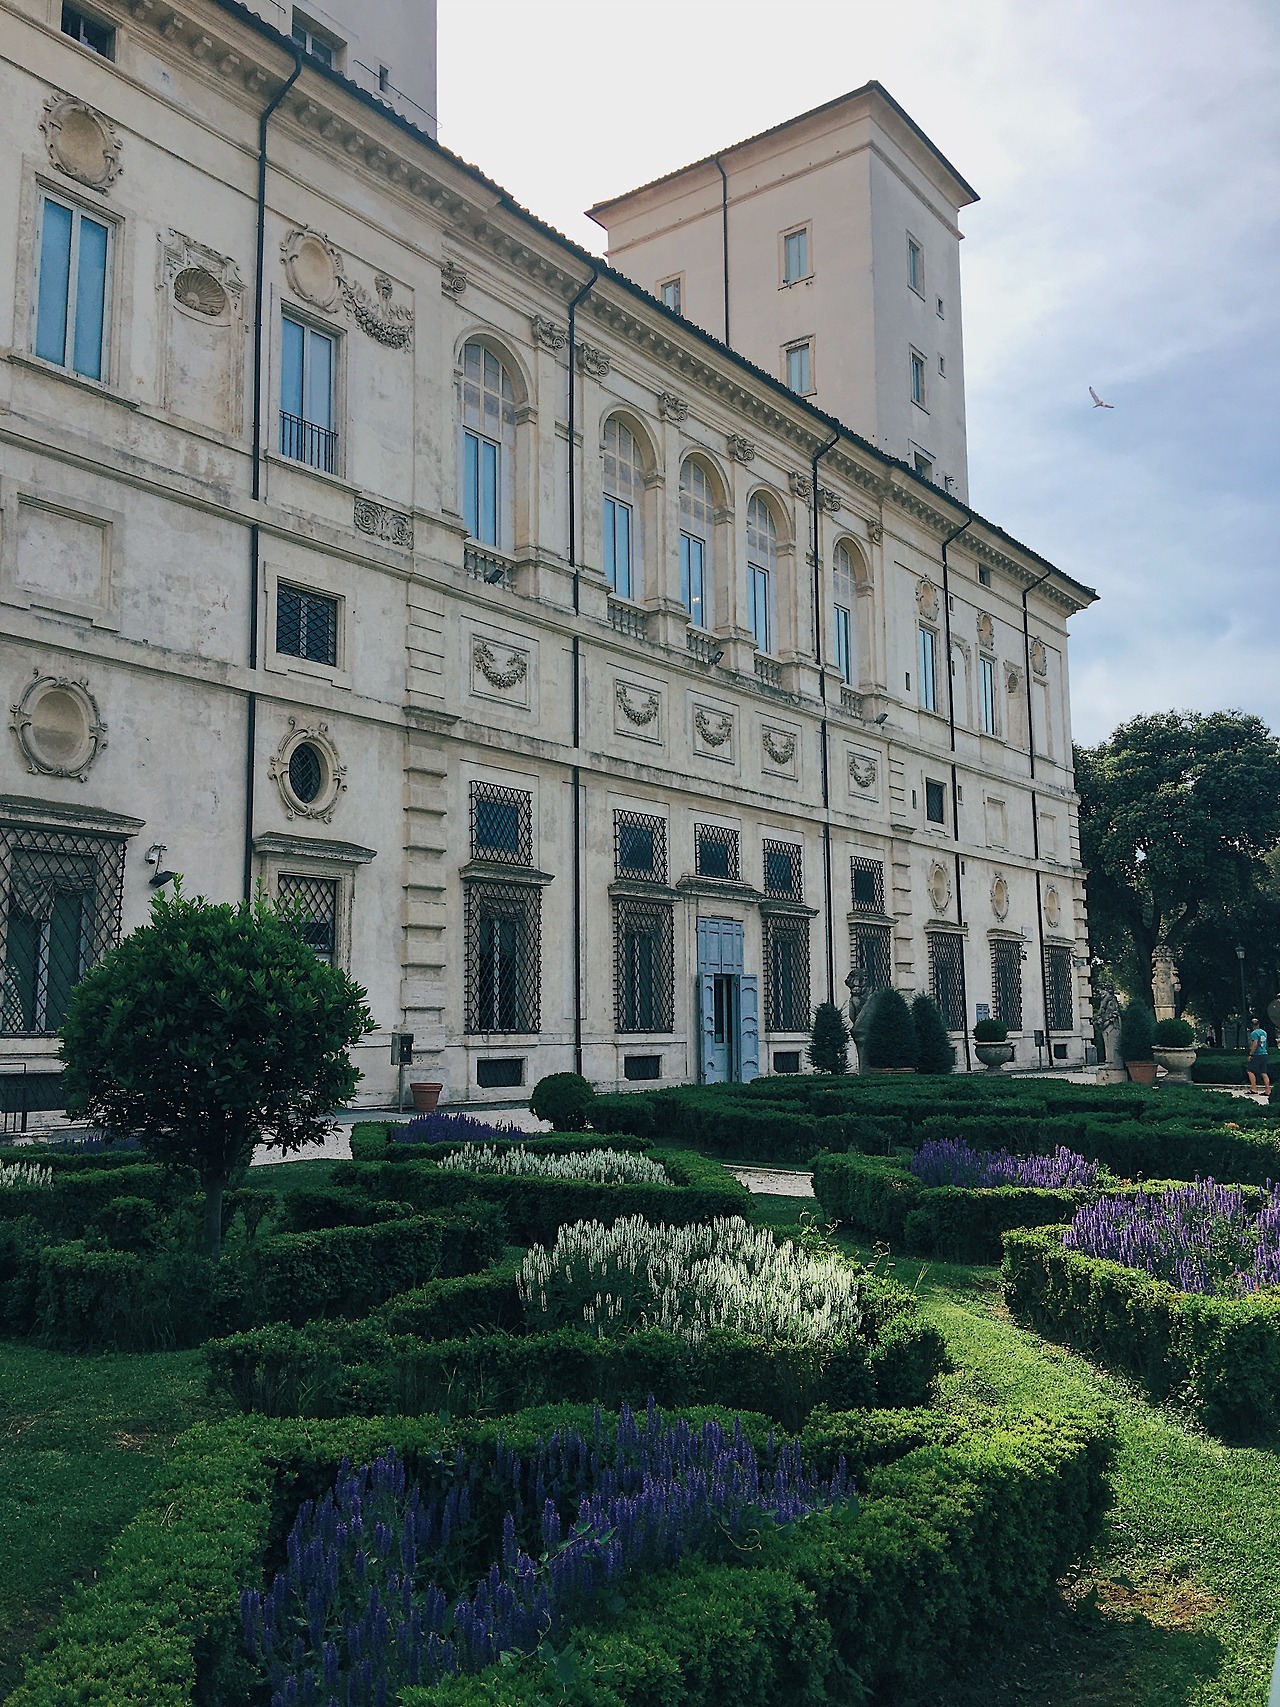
[477,1056,524,1087]
[783,228,809,283]
[680,532,706,628]
[465,880,540,1034]
[34,194,111,381]
[695,824,739,882]
[277,873,339,965]
[785,341,812,394]
[910,349,927,408]
[603,495,633,599]
[762,840,802,899]
[833,604,853,685]
[0,824,126,1036]
[614,810,667,882]
[928,932,966,1031]
[276,586,339,667]
[463,428,500,546]
[925,779,947,825]
[764,915,811,1033]
[613,898,674,1033]
[938,354,946,377]
[772,1050,801,1074]
[913,451,933,481]
[280,314,337,473]
[749,564,772,652]
[979,656,998,735]
[991,939,1024,1031]
[292,10,339,64]
[908,237,924,295]
[850,921,892,995]
[61,4,114,55]
[937,296,945,318]
[851,856,884,912]
[1046,945,1074,1032]
[470,781,532,866]
[978,565,992,587]
[659,277,682,314]
[918,627,938,712]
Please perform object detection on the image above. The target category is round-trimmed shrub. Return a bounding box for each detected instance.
[1153,1016,1195,1048]
[860,988,918,1070]
[529,1072,595,1132]
[1118,1000,1156,1063]
[973,1017,1008,1043]
[911,994,954,1074]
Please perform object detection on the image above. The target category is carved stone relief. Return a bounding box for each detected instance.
[692,704,734,761]
[281,228,414,346]
[159,232,244,432]
[657,392,689,422]
[268,719,346,823]
[576,342,610,378]
[990,872,1010,921]
[354,498,413,548]
[927,860,953,915]
[916,578,940,622]
[788,471,812,500]
[440,259,467,298]
[726,434,756,463]
[531,314,568,353]
[9,671,106,781]
[1005,663,1023,695]
[344,274,413,347]
[613,680,662,743]
[1043,885,1062,929]
[977,612,995,650]
[866,520,884,545]
[1030,637,1048,677]
[615,683,660,725]
[761,727,797,768]
[472,637,528,694]
[41,94,122,190]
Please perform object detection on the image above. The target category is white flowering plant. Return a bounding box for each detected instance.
[0,1159,54,1190]
[517,1215,864,1347]
[434,1145,669,1187]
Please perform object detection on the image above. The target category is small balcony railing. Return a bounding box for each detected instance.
[753,653,782,690]
[607,597,648,640]
[840,685,863,716]
[685,628,720,664]
[464,542,515,590]
[279,410,338,474]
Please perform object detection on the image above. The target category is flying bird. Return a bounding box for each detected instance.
[1089,386,1114,409]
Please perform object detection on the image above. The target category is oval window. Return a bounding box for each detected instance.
[288,742,324,804]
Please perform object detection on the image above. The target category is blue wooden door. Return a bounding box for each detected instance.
[696,919,752,1083]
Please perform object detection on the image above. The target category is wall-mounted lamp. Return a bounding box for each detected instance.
[144,843,179,889]
[873,712,889,725]
[483,567,506,584]
[709,649,725,666]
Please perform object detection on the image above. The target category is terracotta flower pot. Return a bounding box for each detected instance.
[1125,1060,1158,1086]
[409,1081,443,1113]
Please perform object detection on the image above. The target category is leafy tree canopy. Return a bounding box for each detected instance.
[1076,711,1280,1008]
[60,888,373,1256]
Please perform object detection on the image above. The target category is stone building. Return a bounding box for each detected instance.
[0,0,1095,1114]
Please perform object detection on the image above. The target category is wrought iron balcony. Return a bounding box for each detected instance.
[279,411,338,474]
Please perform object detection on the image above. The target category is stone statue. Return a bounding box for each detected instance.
[1096,987,1125,1083]
[1152,946,1180,1022]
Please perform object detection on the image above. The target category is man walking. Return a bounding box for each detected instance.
[1246,1019,1272,1098]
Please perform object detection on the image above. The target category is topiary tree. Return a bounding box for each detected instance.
[530,1071,595,1131]
[911,994,955,1074]
[861,988,918,1070]
[973,1017,1008,1043]
[808,1002,850,1074]
[1153,1016,1196,1049]
[60,888,373,1258]
[1118,999,1156,1063]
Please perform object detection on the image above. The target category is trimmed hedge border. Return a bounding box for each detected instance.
[1003,1224,1280,1437]
[9,1401,1114,1707]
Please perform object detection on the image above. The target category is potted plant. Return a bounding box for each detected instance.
[1152,1016,1197,1084]
[1119,1000,1158,1086]
[409,1080,444,1113]
[973,1017,1014,1072]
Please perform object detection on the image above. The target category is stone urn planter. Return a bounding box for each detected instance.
[1152,1047,1197,1085]
[974,1042,1015,1073]
[1125,1060,1159,1086]
[409,1081,444,1113]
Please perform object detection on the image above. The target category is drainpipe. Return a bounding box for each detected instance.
[1023,567,1054,1064]
[566,270,597,1077]
[713,156,730,346]
[940,513,974,1071]
[811,430,839,1006]
[244,44,303,901]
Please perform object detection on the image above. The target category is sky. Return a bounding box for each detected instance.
[435,0,1279,747]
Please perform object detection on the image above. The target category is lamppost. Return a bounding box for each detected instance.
[1237,945,1248,1039]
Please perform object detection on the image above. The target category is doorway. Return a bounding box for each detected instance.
[696,917,758,1084]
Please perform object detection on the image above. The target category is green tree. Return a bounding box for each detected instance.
[807,1002,850,1074]
[530,1072,595,1130]
[860,988,917,1070]
[59,889,373,1258]
[1175,849,1280,1037]
[1076,711,1280,1009]
[1118,1000,1156,1064]
[911,993,955,1074]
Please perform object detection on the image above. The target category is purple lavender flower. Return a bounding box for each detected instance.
[911,1137,1099,1190]
[394,1111,521,1146]
[1064,1177,1280,1296]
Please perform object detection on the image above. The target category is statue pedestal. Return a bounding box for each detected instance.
[1096,1065,1127,1085]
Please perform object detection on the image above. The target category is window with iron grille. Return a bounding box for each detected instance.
[695,823,739,882]
[927,931,966,1031]
[990,938,1024,1030]
[613,898,674,1033]
[277,873,339,965]
[470,781,532,866]
[762,840,802,900]
[277,586,338,666]
[0,825,126,1036]
[764,914,811,1032]
[1045,945,1074,1032]
[464,879,540,1033]
[851,856,885,912]
[925,778,947,824]
[614,811,667,883]
[850,921,892,995]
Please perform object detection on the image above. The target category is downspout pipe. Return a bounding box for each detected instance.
[245,45,304,903]
[566,270,597,1076]
[810,430,839,1006]
[940,513,974,1071]
[1022,567,1055,1062]
[713,156,730,346]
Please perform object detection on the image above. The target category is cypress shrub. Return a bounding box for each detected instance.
[808,1002,850,1074]
[1118,1000,1156,1063]
[911,994,955,1074]
[860,988,918,1070]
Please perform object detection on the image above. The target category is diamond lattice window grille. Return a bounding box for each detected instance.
[614,810,667,884]
[764,913,811,1032]
[850,921,892,994]
[276,586,338,666]
[0,824,126,1036]
[1045,944,1074,1033]
[465,878,541,1034]
[762,839,803,900]
[851,856,885,912]
[612,897,675,1033]
[695,822,739,882]
[928,931,967,1031]
[990,938,1024,1031]
[277,872,339,965]
[470,781,532,867]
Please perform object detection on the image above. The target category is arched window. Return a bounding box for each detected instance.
[603,418,645,599]
[679,459,715,629]
[460,342,516,548]
[746,494,778,654]
[832,540,857,685]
